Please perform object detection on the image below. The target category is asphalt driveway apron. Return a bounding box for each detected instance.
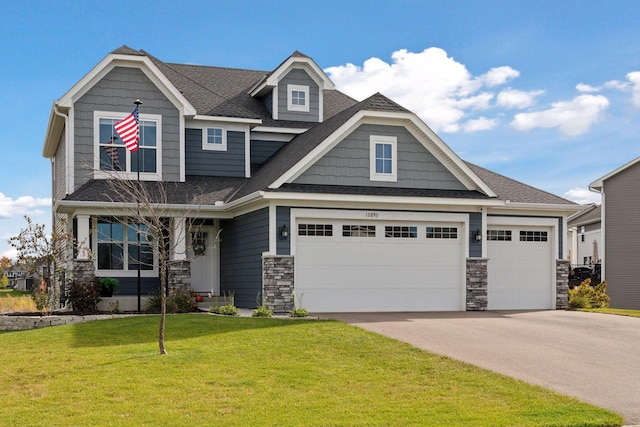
[323,310,640,424]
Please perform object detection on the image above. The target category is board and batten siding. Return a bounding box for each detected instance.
[277,69,320,122]
[73,67,181,190]
[294,124,467,190]
[604,165,640,309]
[276,206,291,255]
[220,208,270,308]
[469,212,482,257]
[185,129,246,177]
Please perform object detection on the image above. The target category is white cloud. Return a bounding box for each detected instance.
[626,71,640,107]
[325,47,521,133]
[480,66,520,87]
[462,117,499,132]
[564,188,601,204]
[497,88,544,109]
[0,193,51,219]
[576,83,600,93]
[510,94,609,136]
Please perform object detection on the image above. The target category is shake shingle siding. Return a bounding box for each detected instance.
[74,67,181,188]
[220,208,269,308]
[604,165,640,308]
[185,129,246,177]
[294,124,467,190]
[54,129,66,201]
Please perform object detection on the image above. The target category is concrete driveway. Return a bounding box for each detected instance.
[324,310,640,424]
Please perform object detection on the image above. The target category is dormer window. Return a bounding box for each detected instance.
[287,84,309,112]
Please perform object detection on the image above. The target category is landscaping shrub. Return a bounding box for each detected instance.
[568,278,611,310]
[146,289,195,313]
[209,303,239,316]
[290,307,309,318]
[252,305,273,318]
[68,279,102,315]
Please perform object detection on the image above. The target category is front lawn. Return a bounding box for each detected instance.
[0,315,622,426]
[583,307,640,318]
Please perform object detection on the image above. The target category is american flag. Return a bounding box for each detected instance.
[114,107,139,152]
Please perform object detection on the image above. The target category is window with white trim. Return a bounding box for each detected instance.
[370,135,397,182]
[287,84,309,112]
[202,127,227,151]
[426,227,458,239]
[95,111,161,179]
[96,217,155,273]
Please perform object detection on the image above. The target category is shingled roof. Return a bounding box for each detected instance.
[465,162,576,205]
[111,46,357,127]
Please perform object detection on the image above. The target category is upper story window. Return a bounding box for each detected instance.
[287,84,309,112]
[203,127,227,151]
[370,135,397,182]
[95,111,162,180]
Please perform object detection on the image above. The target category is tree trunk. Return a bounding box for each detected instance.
[158,255,168,355]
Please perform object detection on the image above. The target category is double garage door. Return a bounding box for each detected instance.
[293,210,556,312]
[294,212,466,312]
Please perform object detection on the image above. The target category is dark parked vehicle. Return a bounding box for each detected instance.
[568,264,601,289]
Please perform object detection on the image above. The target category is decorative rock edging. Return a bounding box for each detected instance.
[0,313,138,331]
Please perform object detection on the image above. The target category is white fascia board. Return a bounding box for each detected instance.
[43,103,69,158]
[250,57,335,98]
[55,200,236,219]
[490,201,585,213]
[192,115,262,124]
[589,156,640,192]
[58,54,197,117]
[251,126,309,134]
[261,191,503,207]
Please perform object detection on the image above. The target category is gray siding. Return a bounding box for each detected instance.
[185,129,246,177]
[277,69,320,122]
[263,91,273,115]
[294,124,467,190]
[74,67,181,190]
[469,212,482,257]
[250,140,287,165]
[54,128,67,201]
[220,208,269,308]
[603,165,640,308]
[276,206,291,255]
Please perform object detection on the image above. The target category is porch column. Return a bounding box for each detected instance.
[171,217,187,261]
[76,214,91,260]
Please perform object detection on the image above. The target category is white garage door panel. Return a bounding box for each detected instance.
[487,226,553,310]
[295,221,464,312]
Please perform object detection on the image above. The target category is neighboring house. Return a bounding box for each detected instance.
[590,157,640,309]
[42,46,581,313]
[567,203,602,266]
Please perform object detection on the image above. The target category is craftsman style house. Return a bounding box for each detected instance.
[43,46,580,312]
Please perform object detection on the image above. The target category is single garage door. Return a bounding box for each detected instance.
[295,218,465,312]
[487,226,554,310]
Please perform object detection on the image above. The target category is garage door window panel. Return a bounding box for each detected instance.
[343,225,376,237]
[385,226,417,238]
[426,227,458,239]
[520,231,548,242]
[298,224,333,237]
[487,230,512,241]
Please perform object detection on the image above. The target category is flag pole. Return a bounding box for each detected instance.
[134,98,142,313]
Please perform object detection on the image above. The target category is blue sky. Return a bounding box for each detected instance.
[2,0,640,258]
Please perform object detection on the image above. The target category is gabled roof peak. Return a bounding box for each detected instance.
[358,92,410,113]
[110,45,146,56]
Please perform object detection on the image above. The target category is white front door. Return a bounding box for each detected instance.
[188,226,220,295]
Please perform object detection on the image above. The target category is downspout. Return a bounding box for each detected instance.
[52,104,68,230]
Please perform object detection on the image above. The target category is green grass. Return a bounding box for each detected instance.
[583,307,640,318]
[0,315,622,426]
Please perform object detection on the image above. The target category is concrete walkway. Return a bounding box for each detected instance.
[323,310,640,425]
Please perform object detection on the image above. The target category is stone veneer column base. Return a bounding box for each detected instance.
[556,260,570,310]
[73,259,95,284]
[466,258,488,311]
[262,255,294,313]
[167,260,191,295]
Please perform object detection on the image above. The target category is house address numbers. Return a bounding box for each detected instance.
[365,212,379,218]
